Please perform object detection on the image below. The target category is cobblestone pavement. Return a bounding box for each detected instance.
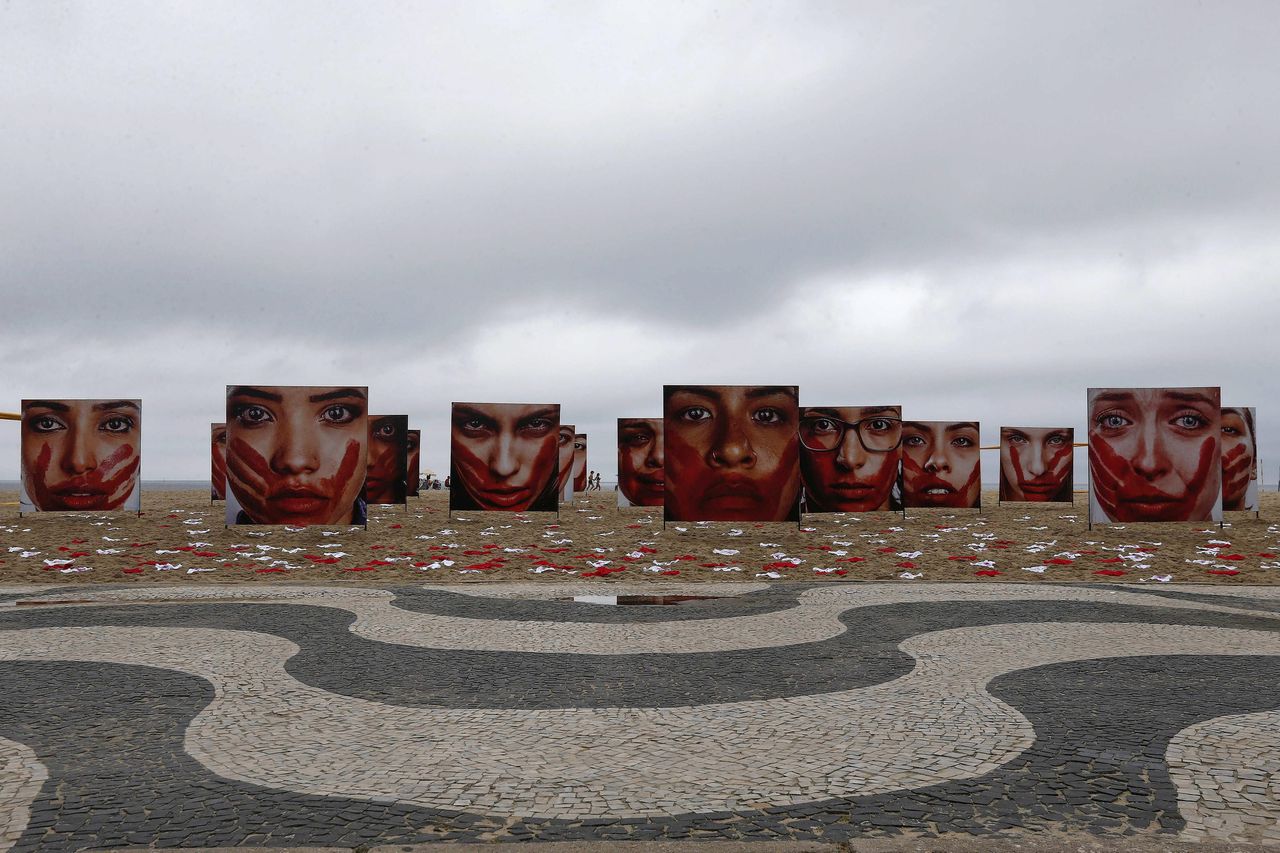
[0,583,1277,850]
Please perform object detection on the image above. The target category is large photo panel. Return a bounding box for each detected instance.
[1087,387,1222,523]
[20,399,142,513]
[617,418,664,508]
[799,406,902,513]
[224,385,369,526]
[366,414,409,506]
[406,429,421,497]
[999,427,1073,503]
[663,385,800,522]
[450,402,561,512]
[211,422,227,500]
[1221,406,1258,512]
[572,434,588,492]
[900,421,981,509]
[557,424,575,502]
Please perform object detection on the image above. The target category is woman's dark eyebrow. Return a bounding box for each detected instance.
[516,407,559,426]
[746,386,798,400]
[227,386,283,402]
[945,422,979,432]
[309,387,367,403]
[666,385,722,403]
[23,400,70,412]
[859,405,899,416]
[803,407,842,418]
[452,405,496,423]
[92,400,139,412]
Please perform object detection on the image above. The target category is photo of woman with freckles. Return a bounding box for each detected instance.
[224,385,369,526]
[999,426,1073,503]
[20,399,142,513]
[1087,387,1222,524]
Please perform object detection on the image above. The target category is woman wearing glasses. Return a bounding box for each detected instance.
[799,405,903,513]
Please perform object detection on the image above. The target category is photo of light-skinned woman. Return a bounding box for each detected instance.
[1220,406,1258,513]
[20,399,142,513]
[1087,387,1221,523]
[799,406,901,513]
[366,414,408,506]
[999,426,1073,503]
[900,420,981,510]
[557,424,576,502]
[450,402,561,512]
[224,385,368,526]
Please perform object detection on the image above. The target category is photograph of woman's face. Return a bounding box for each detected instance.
[406,429,421,497]
[663,385,800,522]
[211,423,227,500]
[1220,406,1257,512]
[1087,387,1221,523]
[572,434,588,492]
[799,405,901,513]
[556,424,575,500]
[617,417,664,507]
[225,385,368,526]
[999,427,1073,503]
[366,415,408,505]
[21,399,142,512]
[900,421,981,509]
[450,402,561,512]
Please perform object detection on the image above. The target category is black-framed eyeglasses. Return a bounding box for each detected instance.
[799,415,903,453]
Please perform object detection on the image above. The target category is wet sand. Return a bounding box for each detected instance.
[0,489,1275,586]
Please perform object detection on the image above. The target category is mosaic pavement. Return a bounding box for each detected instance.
[0,582,1277,849]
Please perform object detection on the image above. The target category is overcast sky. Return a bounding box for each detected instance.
[3,0,1278,483]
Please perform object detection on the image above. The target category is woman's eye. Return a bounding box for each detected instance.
[234,405,273,425]
[679,407,712,423]
[1097,413,1131,430]
[626,434,651,447]
[904,435,925,447]
[519,418,553,436]
[100,416,134,433]
[558,432,573,446]
[809,418,838,433]
[29,416,65,433]
[321,405,359,425]
[752,407,783,425]
[573,440,586,450]
[866,418,892,433]
[1173,413,1207,430]
[952,436,974,448]
[1222,426,1241,436]
[1046,434,1065,445]
[374,422,396,437]
[460,418,492,434]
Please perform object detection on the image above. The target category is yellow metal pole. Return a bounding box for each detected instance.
[0,412,19,421]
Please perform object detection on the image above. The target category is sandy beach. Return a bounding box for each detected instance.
[0,488,1275,586]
